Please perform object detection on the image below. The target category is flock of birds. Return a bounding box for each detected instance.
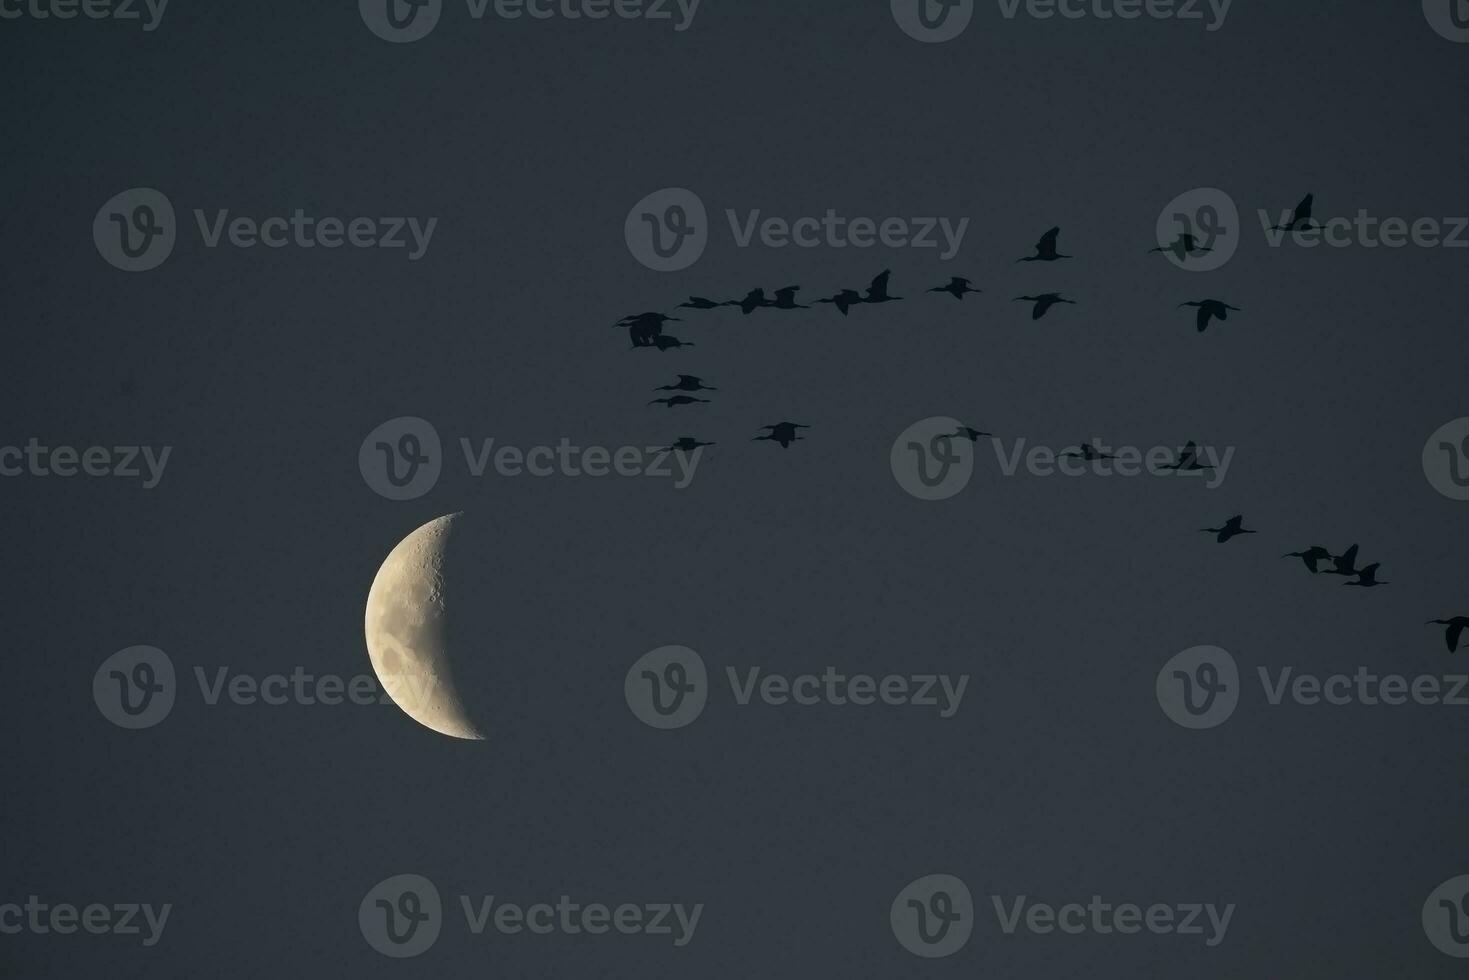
[642,374,808,452]
[612,200,1464,653]
[613,223,1249,454]
[616,223,1253,341]
[613,225,1248,448]
[1210,521,1467,649]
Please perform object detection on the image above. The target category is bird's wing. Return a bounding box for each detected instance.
[1296,194,1314,220]
[1197,307,1210,331]
[1038,227,1060,251]
[1216,306,1230,321]
[867,270,891,297]
[1449,623,1464,652]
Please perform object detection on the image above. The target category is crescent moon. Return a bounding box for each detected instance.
[364,513,485,740]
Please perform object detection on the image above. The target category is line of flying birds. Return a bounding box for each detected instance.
[1198,516,1466,651]
[614,208,1304,455]
[615,223,1257,355]
[613,196,1464,651]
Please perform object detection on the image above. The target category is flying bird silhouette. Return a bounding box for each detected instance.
[656,437,716,454]
[1180,300,1241,333]
[1201,514,1256,543]
[1343,563,1388,588]
[1270,193,1317,232]
[814,289,863,316]
[752,422,809,448]
[863,270,902,305]
[1014,293,1075,320]
[619,311,679,347]
[1427,617,1469,653]
[731,288,772,315]
[1160,441,1215,472]
[1061,443,1117,461]
[617,311,679,327]
[655,375,717,392]
[1018,226,1071,262]
[649,395,710,408]
[633,335,695,352]
[770,286,808,310]
[949,425,992,442]
[677,296,731,310]
[928,277,982,300]
[1282,546,1333,573]
[1151,234,1213,260]
[1320,545,1361,577]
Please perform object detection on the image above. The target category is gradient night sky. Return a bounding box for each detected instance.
[3,1,1467,975]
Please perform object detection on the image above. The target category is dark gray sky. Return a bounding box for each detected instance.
[3,0,1468,975]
